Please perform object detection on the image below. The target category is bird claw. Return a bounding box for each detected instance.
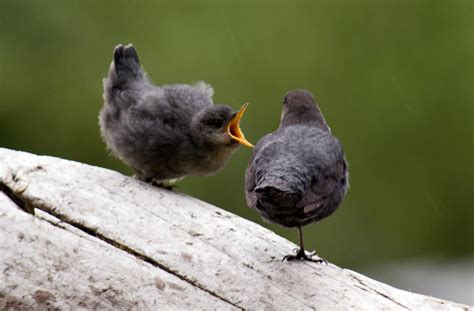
[282,254,298,262]
[282,249,328,264]
[151,181,176,190]
[135,175,177,190]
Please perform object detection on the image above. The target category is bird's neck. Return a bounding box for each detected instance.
[280,108,330,132]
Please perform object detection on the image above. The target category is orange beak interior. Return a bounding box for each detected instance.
[225,103,254,148]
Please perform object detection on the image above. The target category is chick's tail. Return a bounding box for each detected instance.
[103,44,145,104]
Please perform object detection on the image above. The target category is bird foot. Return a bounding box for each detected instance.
[135,175,177,190]
[282,249,328,264]
[150,181,176,190]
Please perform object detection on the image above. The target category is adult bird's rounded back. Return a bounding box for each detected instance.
[245,89,348,262]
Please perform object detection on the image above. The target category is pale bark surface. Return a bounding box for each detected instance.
[0,148,471,310]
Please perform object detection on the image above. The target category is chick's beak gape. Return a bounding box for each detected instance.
[226,103,254,148]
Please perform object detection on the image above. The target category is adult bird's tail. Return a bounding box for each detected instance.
[103,44,145,104]
[255,185,301,210]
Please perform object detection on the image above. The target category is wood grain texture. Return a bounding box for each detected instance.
[0,148,471,310]
[0,193,235,310]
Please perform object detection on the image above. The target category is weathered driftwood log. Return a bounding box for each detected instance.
[0,148,471,310]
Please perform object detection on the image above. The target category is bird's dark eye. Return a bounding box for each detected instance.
[204,118,225,128]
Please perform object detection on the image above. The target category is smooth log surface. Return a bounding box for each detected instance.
[0,148,471,310]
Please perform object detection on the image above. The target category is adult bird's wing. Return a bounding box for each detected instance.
[245,132,276,208]
[245,130,306,210]
[295,136,348,224]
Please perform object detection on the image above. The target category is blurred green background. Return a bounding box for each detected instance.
[1,0,472,296]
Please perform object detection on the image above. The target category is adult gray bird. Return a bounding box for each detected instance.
[245,90,348,262]
[99,44,253,185]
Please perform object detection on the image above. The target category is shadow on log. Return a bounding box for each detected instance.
[0,148,470,310]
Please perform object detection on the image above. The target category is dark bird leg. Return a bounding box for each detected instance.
[282,226,328,264]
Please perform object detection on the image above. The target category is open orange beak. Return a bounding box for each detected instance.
[225,103,254,148]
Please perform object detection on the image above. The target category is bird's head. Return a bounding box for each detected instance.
[191,104,253,149]
[280,89,329,131]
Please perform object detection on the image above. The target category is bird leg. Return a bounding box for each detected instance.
[282,226,328,264]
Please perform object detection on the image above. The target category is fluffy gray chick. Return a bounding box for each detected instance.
[245,90,348,262]
[100,44,253,185]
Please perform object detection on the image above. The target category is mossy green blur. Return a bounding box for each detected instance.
[0,1,472,271]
